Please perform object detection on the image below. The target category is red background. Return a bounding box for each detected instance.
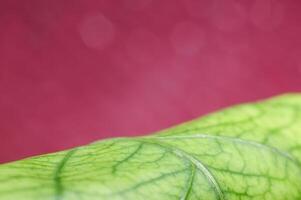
[1,0,301,163]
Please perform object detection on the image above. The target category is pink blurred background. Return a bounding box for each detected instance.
[1,0,301,163]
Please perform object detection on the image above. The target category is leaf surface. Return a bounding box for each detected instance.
[1,94,301,200]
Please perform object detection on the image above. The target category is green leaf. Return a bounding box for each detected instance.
[1,93,301,200]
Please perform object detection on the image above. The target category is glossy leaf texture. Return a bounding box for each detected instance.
[1,94,301,200]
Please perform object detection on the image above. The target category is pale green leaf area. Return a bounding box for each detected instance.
[1,94,301,200]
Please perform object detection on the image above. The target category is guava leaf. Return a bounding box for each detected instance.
[1,94,301,200]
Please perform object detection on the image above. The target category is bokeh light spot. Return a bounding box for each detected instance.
[79,13,115,50]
